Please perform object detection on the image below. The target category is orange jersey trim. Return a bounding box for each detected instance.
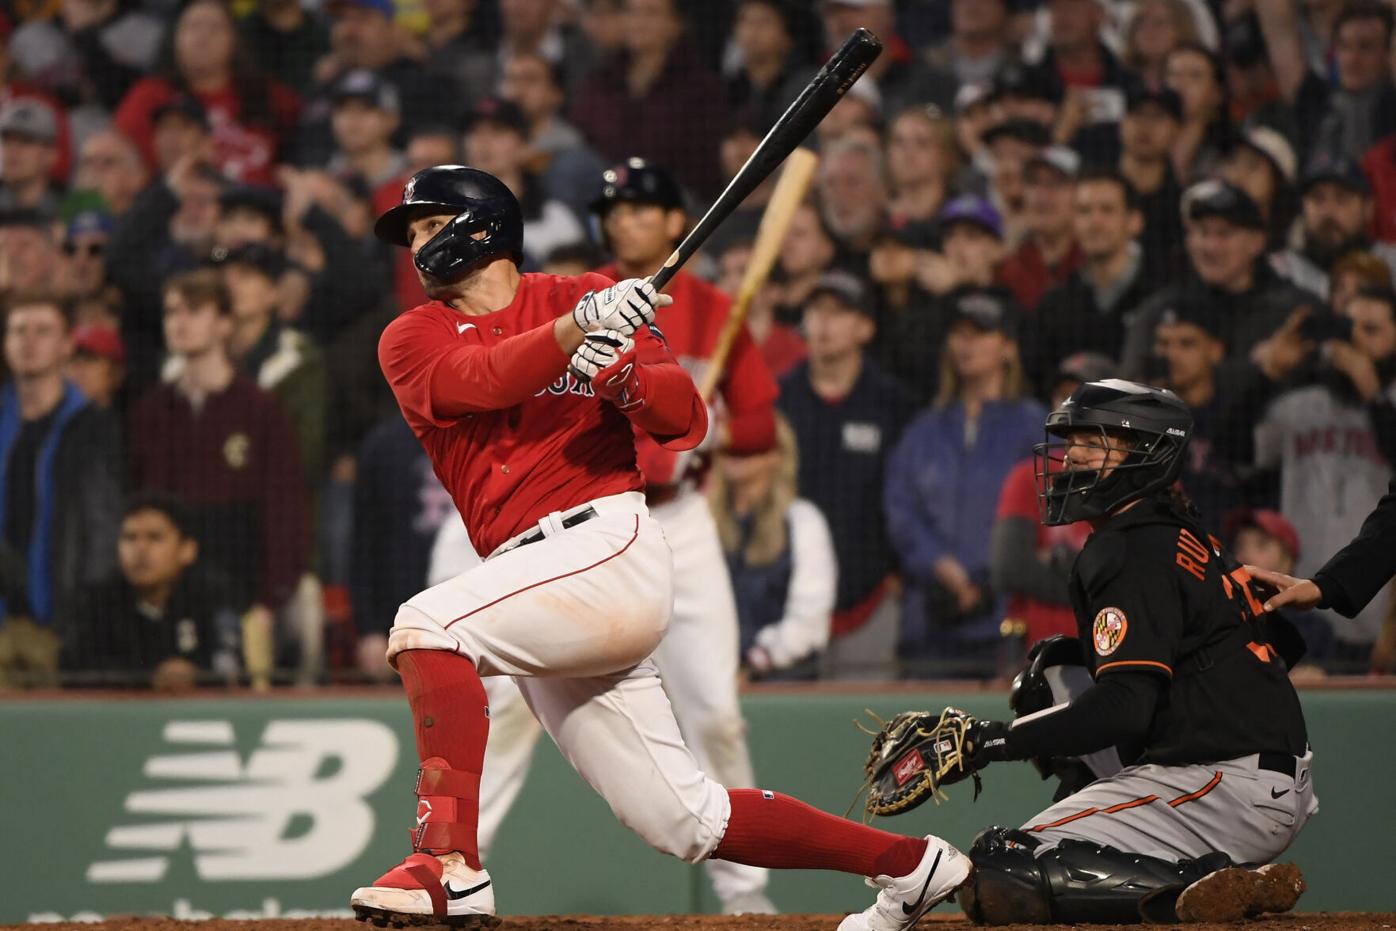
[1095,659,1174,676]
[1028,794,1159,833]
[1168,771,1223,808]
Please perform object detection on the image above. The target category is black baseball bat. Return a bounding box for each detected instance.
[649,28,882,291]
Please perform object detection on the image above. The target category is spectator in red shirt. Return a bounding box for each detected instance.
[989,352,1113,653]
[114,0,300,185]
[997,145,1084,312]
[128,269,309,686]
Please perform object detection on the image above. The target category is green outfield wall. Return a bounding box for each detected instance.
[1,687,1393,921]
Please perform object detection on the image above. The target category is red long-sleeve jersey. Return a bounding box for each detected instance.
[378,272,707,555]
[597,264,777,485]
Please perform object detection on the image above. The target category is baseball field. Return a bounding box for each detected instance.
[10,914,1396,930]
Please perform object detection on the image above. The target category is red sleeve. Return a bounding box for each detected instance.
[378,310,571,422]
[114,78,172,171]
[628,325,708,450]
[718,324,778,454]
[996,459,1040,520]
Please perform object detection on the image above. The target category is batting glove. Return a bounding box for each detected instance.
[571,277,672,336]
[569,330,645,410]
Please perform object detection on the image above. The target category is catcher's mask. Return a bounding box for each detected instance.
[1034,379,1192,526]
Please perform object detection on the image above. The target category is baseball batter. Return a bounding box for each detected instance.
[350,164,970,931]
[862,380,1315,924]
[469,158,779,916]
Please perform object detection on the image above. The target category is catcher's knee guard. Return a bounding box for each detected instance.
[961,827,1227,925]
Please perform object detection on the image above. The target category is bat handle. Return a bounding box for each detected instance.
[650,249,683,293]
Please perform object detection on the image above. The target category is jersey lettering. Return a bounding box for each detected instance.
[1174,528,1210,582]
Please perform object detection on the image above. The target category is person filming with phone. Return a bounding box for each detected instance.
[1249,286,1396,672]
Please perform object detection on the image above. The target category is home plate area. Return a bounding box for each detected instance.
[8,913,1396,931]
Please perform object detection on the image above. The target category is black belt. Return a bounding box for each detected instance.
[1257,752,1300,780]
[499,506,599,554]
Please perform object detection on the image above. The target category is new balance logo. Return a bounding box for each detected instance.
[87,719,398,883]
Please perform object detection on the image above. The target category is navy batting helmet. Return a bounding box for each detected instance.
[590,158,686,217]
[1034,379,1193,526]
[374,165,524,282]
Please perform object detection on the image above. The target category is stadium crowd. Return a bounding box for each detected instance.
[1,0,1394,689]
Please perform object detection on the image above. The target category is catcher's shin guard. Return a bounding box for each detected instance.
[959,828,1231,925]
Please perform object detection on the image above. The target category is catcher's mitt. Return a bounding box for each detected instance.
[854,707,983,820]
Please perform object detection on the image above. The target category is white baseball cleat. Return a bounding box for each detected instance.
[838,836,973,931]
[351,850,498,928]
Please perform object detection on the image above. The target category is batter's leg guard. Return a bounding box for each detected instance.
[411,758,478,855]
[959,827,1232,925]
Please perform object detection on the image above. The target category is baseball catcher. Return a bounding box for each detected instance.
[858,380,1315,924]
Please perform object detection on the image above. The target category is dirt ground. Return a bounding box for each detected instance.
[9,915,1395,931]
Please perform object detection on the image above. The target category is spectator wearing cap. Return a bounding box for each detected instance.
[990,63,1064,141]
[462,97,584,268]
[240,0,333,96]
[499,51,606,221]
[816,137,889,275]
[571,0,728,198]
[774,202,837,322]
[1222,507,1336,673]
[886,106,960,226]
[997,145,1084,312]
[63,210,114,301]
[918,0,1017,108]
[128,270,310,688]
[64,490,242,690]
[1123,179,1322,381]
[114,0,300,186]
[884,285,1045,678]
[67,323,127,410]
[778,270,917,679]
[75,130,150,219]
[714,238,805,379]
[0,211,64,301]
[298,0,452,168]
[209,245,327,487]
[990,352,1114,652]
[1219,125,1297,250]
[327,69,405,189]
[1165,42,1236,185]
[147,96,212,178]
[1271,157,1396,301]
[884,195,1008,401]
[724,0,816,134]
[1118,84,1185,281]
[1259,0,1396,165]
[0,291,122,688]
[1150,291,1248,525]
[1029,168,1154,390]
[1254,284,1396,668]
[0,101,62,220]
[978,117,1049,240]
[1122,0,1207,91]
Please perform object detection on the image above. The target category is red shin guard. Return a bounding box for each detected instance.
[396,649,489,869]
[712,789,929,879]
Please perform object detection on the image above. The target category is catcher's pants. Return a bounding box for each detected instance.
[1023,750,1317,865]
[391,492,732,865]
[466,491,769,905]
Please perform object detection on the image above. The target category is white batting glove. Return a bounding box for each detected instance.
[568,328,634,384]
[571,277,672,336]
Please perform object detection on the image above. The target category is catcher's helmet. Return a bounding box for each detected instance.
[590,158,686,217]
[1034,379,1193,526]
[374,165,524,282]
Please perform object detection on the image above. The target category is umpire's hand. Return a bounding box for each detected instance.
[1247,566,1323,613]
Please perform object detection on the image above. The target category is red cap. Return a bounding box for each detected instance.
[1224,507,1300,561]
[72,324,126,365]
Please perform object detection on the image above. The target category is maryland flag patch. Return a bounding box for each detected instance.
[1093,607,1128,656]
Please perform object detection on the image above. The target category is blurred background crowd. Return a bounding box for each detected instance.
[2,0,1395,690]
